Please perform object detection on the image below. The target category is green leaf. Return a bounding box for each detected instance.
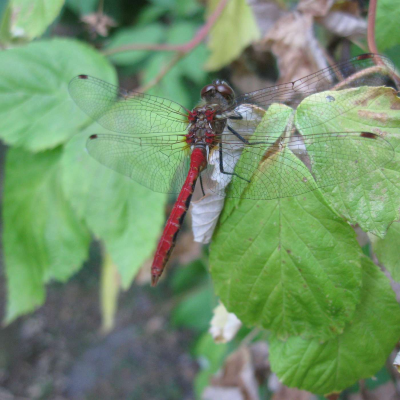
[105,24,166,66]
[0,38,116,151]
[193,333,229,398]
[376,0,400,51]
[66,0,98,15]
[172,284,215,331]
[61,130,167,288]
[269,256,400,395]
[144,52,191,107]
[205,0,260,71]
[371,222,400,281]
[295,87,400,237]
[211,104,363,340]
[4,147,91,323]
[142,22,208,106]
[7,0,64,40]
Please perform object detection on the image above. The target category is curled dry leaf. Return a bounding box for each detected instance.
[246,0,286,37]
[297,0,335,17]
[204,346,259,400]
[393,350,400,373]
[192,194,225,243]
[272,386,317,400]
[81,12,117,37]
[209,302,242,343]
[319,11,367,38]
[249,341,270,384]
[262,11,328,83]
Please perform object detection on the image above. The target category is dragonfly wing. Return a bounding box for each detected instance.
[211,132,394,200]
[69,75,189,135]
[86,134,191,194]
[227,54,395,135]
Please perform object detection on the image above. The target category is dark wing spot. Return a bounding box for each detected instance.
[356,53,374,61]
[78,74,89,79]
[89,134,98,139]
[360,132,377,139]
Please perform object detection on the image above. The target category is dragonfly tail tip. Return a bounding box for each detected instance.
[151,274,160,287]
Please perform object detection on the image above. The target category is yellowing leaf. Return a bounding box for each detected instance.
[205,0,260,71]
[8,0,64,40]
[100,251,120,334]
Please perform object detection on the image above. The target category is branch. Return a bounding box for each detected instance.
[367,0,378,55]
[367,0,400,88]
[102,0,230,93]
[102,0,230,57]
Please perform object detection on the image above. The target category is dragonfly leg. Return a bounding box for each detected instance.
[227,125,267,146]
[199,175,206,196]
[219,142,250,183]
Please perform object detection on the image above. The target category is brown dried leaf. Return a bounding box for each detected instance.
[208,346,260,400]
[202,386,244,400]
[246,0,286,36]
[249,342,270,384]
[81,12,117,37]
[263,11,328,83]
[319,11,367,38]
[272,386,316,400]
[297,0,335,17]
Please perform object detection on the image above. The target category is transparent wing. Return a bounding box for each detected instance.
[86,134,191,194]
[227,54,396,135]
[205,132,394,200]
[69,75,189,135]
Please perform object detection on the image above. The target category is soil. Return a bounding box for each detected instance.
[0,248,198,400]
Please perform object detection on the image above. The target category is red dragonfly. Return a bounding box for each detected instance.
[69,53,396,286]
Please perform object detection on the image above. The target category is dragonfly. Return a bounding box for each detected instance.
[69,53,396,286]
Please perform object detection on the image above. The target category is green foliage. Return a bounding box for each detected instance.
[371,222,400,281]
[211,189,362,340]
[269,256,400,395]
[0,38,115,151]
[143,21,209,106]
[4,147,90,322]
[297,87,400,237]
[376,0,400,51]
[106,24,166,66]
[205,0,260,71]
[1,0,64,41]
[61,132,167,288]
[193,333,229,397]
[172,283,215,332]
[1,0,400,397]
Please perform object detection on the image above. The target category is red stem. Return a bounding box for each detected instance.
[102,0,230,57]
[367,0,378,54]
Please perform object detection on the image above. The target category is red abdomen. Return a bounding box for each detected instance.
[151,147,207,286]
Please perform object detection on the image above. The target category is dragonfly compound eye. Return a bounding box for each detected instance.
[201,84,216,98]
[216,83,234,100]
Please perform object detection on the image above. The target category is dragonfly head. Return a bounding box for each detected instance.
[200,80,235,107]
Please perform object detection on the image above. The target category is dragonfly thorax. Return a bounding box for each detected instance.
[186,105,226,147]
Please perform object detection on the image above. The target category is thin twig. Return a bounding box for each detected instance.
[136,52,185,93]
[331,65,390,91]
[367,0,379,55]
[103,0,230,93]
[102,0,230,57]
[241,327,262,346]
[367,0,400,88]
